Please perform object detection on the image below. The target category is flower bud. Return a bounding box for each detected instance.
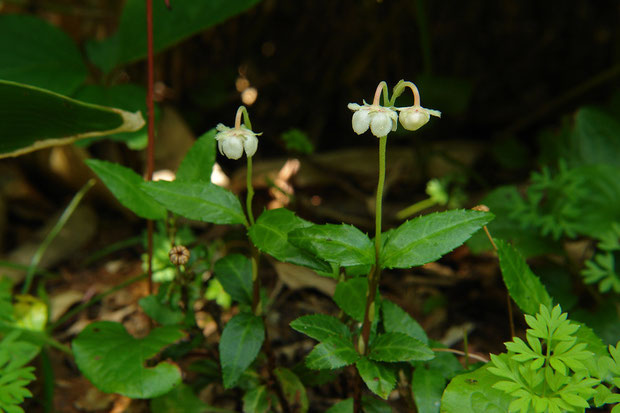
[396,106,441,131]
[215,124,261,160]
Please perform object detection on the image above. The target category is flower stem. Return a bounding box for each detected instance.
[373,81,390,106]
[401,81,421,107]
[246,156,255,226]
[235,105,252,130]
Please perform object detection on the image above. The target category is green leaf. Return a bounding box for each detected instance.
[243,385,271,413]
[85,159,167,220]
[325,398,353,413]
[0,80,144,159]
[214,254,253,306]
[219,313,265,388]
[412,364,445,413]
[368,332,434,363]
[248,209,331,272]
[274,368,309,413]
[570,107,620,167]
[0,331,39,413]
[176,128,217,182]
[496,239,553,315]
[333,277,368,322]
[290,314,351,342]
[288,224,375,267]
[72,321,184,398]
[306,336,359,370]
[380,210,493,269]
[151,383,232,413]
[356,358,396,400]
[324,397,392,413]
[381,299,428,344]
[142,181,247,225]
[87,0,262,73]
[0,14,86,95]
[139,295,184,326]
[441,364,512,413]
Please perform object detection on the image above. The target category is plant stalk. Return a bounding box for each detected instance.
[145,0,156,299]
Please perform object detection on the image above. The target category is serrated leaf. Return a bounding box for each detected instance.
[86,159,166,220]
[290,314,351,342]
[288,224,375,267]
[142,181,246,225]
[333,277,369,322]
[381,299,428,344]
[274,368,309,412]
[176,128,217,182]
[496,239,553,315]
[72,321,184,398]
[441,364,512,413]
[214,254,253,306]
[356,358,396,400]
[306,336,359,370]
[380,210,493,269]
[1,81,144,159]
[243,385,271,413]
[368,332,434,363]
[248,209,331,272]
[219,313,265,389]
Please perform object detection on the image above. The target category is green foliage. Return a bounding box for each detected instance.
[214,254,253,306]
[86,159,167,220]
[381,299,428,344]
[176,128,217,182]
[281,128,314,154]
[333,277,369,322]
[139,295,184,326]
[274,367,309,412]
[0,331,39,413]
[248,208,331,272]
[150,383,232,413]
[219,313,265,389]
[288,223,375,267]
[0,14,86,95]
[441,364,512,413]
[355,358,396,400]
[72,321,184,398]
[243,385,271,413]
[368,332,434,363]
[143,181,247,225]
[581,223,620,293]
[380,209,493,269]
[305,336,360,370]
[290,314,351,342]
[567,107,620,168]
[496,239,554,315]
[0,81,144,159]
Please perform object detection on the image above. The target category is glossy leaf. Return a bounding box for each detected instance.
[380,210,493,269]
[441,364,511,413]
[214,254,253,306]
[248,209,331,272]
[243,385,271,413]
[0,81,144,159]
[87,0,262,73]
[381,299,428,344]
[274,368,309,413]
[72,321,184,398]
[0,14,86,95]
[496,239,553,315]
[333,277,368,322]
[356,358,396,400]
[289,224,375,267]
[86,159,167,220]
[219,313,265,388]
[290,314,351,342]
[306,336,359,370]
[176,128,217,182]
[368,332,434,363]
[142,181,247,225]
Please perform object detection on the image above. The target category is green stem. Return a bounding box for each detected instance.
[374,136,387,262]
[246,156,255,226]
[22,179,96,294]
[396,197,437,220]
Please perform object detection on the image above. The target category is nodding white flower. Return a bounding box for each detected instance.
[215,124,260,160]
[396,106,441,131]
[347,101,398,138]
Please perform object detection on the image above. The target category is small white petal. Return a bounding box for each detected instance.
[221,136,244,159]
[348,103,362,111]
[399,108,430,131]
[243,135,258,157]
[369,112,392,137]
[216,123,230,133]
[352,110,371,135]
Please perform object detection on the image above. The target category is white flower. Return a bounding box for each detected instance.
[396,106,441,131]
[347,101,398,138]
[215,124,260,160]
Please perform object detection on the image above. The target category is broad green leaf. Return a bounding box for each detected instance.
[176,129,217,182]
[219,313,265,388]
[0,80,144,159]
[496,239,553,315]
[380,210,493,269]
[86,159,167,220]
[324,397,391,413]
[570,107,620,167]
[288,224,375,267]
[87,0,262,73]
[214,254,253,306]
[73,84,156,149]
[441,364,511,413]
[142,181,246,225]
[325,398,353,413]
[274,368,309,413]
[151,383,233,413]
[369,332,434,363]
[412,364,446,413]
[139,295,184,326]
[333,277,368,322]
[290,314,351,342]
[72,321,184,398]
[248,209,331,272]
[243,385,271,413]
[306,336,359,370]
[356,358,396,400]
[0,14,86,95]
[381,299,428,344]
